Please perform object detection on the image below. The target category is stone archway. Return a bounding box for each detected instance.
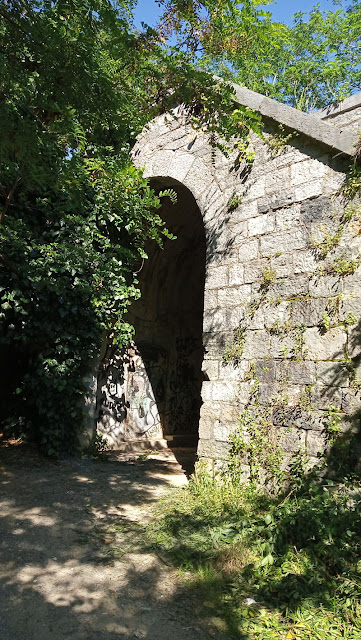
[126,178,207,446]
[97,178,207,449]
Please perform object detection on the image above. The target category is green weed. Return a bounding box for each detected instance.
[148,464,361,640]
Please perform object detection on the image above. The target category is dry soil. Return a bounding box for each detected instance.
[0,444,215,640]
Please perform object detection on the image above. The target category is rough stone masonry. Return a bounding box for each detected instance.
[95,84,361,473]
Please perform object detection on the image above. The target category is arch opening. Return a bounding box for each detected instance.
[97,179,206,455]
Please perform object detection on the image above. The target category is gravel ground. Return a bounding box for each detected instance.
[0,443,217,640]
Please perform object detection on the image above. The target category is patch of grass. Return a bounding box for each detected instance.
[312,225,343,258]
[148,464,361,639]
[224,326,247,363]
[320,253,361,277]
[228,194,243,212]
[260,266,277,291]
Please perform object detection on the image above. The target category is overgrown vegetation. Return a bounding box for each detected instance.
[148,451,361,639]
[228,409,284,491]
[224,326,247,363]
[0,0,263,455]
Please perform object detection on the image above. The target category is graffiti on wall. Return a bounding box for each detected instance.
[97,343,163,446]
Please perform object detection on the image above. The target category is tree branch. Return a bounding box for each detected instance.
[0,7,41,45]
[0,175,21,226]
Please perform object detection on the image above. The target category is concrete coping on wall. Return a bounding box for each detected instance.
[316,92,361,121]
[230,82,359,158]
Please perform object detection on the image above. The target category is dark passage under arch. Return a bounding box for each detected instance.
[97,179,206,451]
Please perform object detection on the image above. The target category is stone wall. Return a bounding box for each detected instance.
[99,90,361,471]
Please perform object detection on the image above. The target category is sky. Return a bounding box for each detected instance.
[133,0,342,29]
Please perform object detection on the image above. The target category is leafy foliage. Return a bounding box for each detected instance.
[228,409,284,491]
[0,0,272,455]
[148,463,361,639]
[158,0,361,111]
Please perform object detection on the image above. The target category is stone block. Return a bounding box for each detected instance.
[164,136,188,151]
[275,204,302,230]
[323,171,345,194]
[304,327,346,360]
[201,400,239,422]
[293,250,319,274]
[342,273,361,299]
[291,159,328,187]
[271,253,295,278]
[316,361,349,387]
[203,331,230,358]
[273,407,325,431]
[202,359,219,381]
[339,293,361,323]
[264,301,291,329]
[292,298,328,327]
[213,421,238,442]
[232,200,258,223]
[269,333,296,359]
[258,383,278,405]
[198,439,230,460]
[276,361,316,384]
[202,197,226,224]
[212,382,237,402]
[248,213,275,237]
[237,382,254,404]
[255,359,276,383]
[306,430,328,457]
[229,264,245,286]
[230,220,248,244]
[294,181,323,202]
[309,275,342,298]
[216,402,241,423]
[200,182,224,217]
[258,191,295,213]
[208,247,239,268]
[167,151,194,182]
[300,196,331,224]
[201,381,213,402]
[311,385,342,410]
[260,228,308,257]
[228,306,248,328]
[243,175,266,200]
[203,289,218,310]
[203,308,229,333]
[347,323,361,360]
[147,149,175,177]
[245,303,264,330]
[341,389,361,414]
[265,167,291,195]
[206,265,229,289]
[239,239,259,262]
[218,285,252,307]
[219,360,248,381]
[244,259,267,284]
[205,219,230,255]
[198,418,213,440]
[242,329,270,359]
[183,159,213,196]
[269,275,309,299]
[278,427,306,452]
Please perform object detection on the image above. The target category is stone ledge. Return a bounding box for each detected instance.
[231,83,358,157]
[316,92,361,121]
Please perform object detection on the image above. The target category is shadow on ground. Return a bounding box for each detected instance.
[0,443,220,640]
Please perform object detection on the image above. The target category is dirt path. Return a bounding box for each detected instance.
[0,445,214,640]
